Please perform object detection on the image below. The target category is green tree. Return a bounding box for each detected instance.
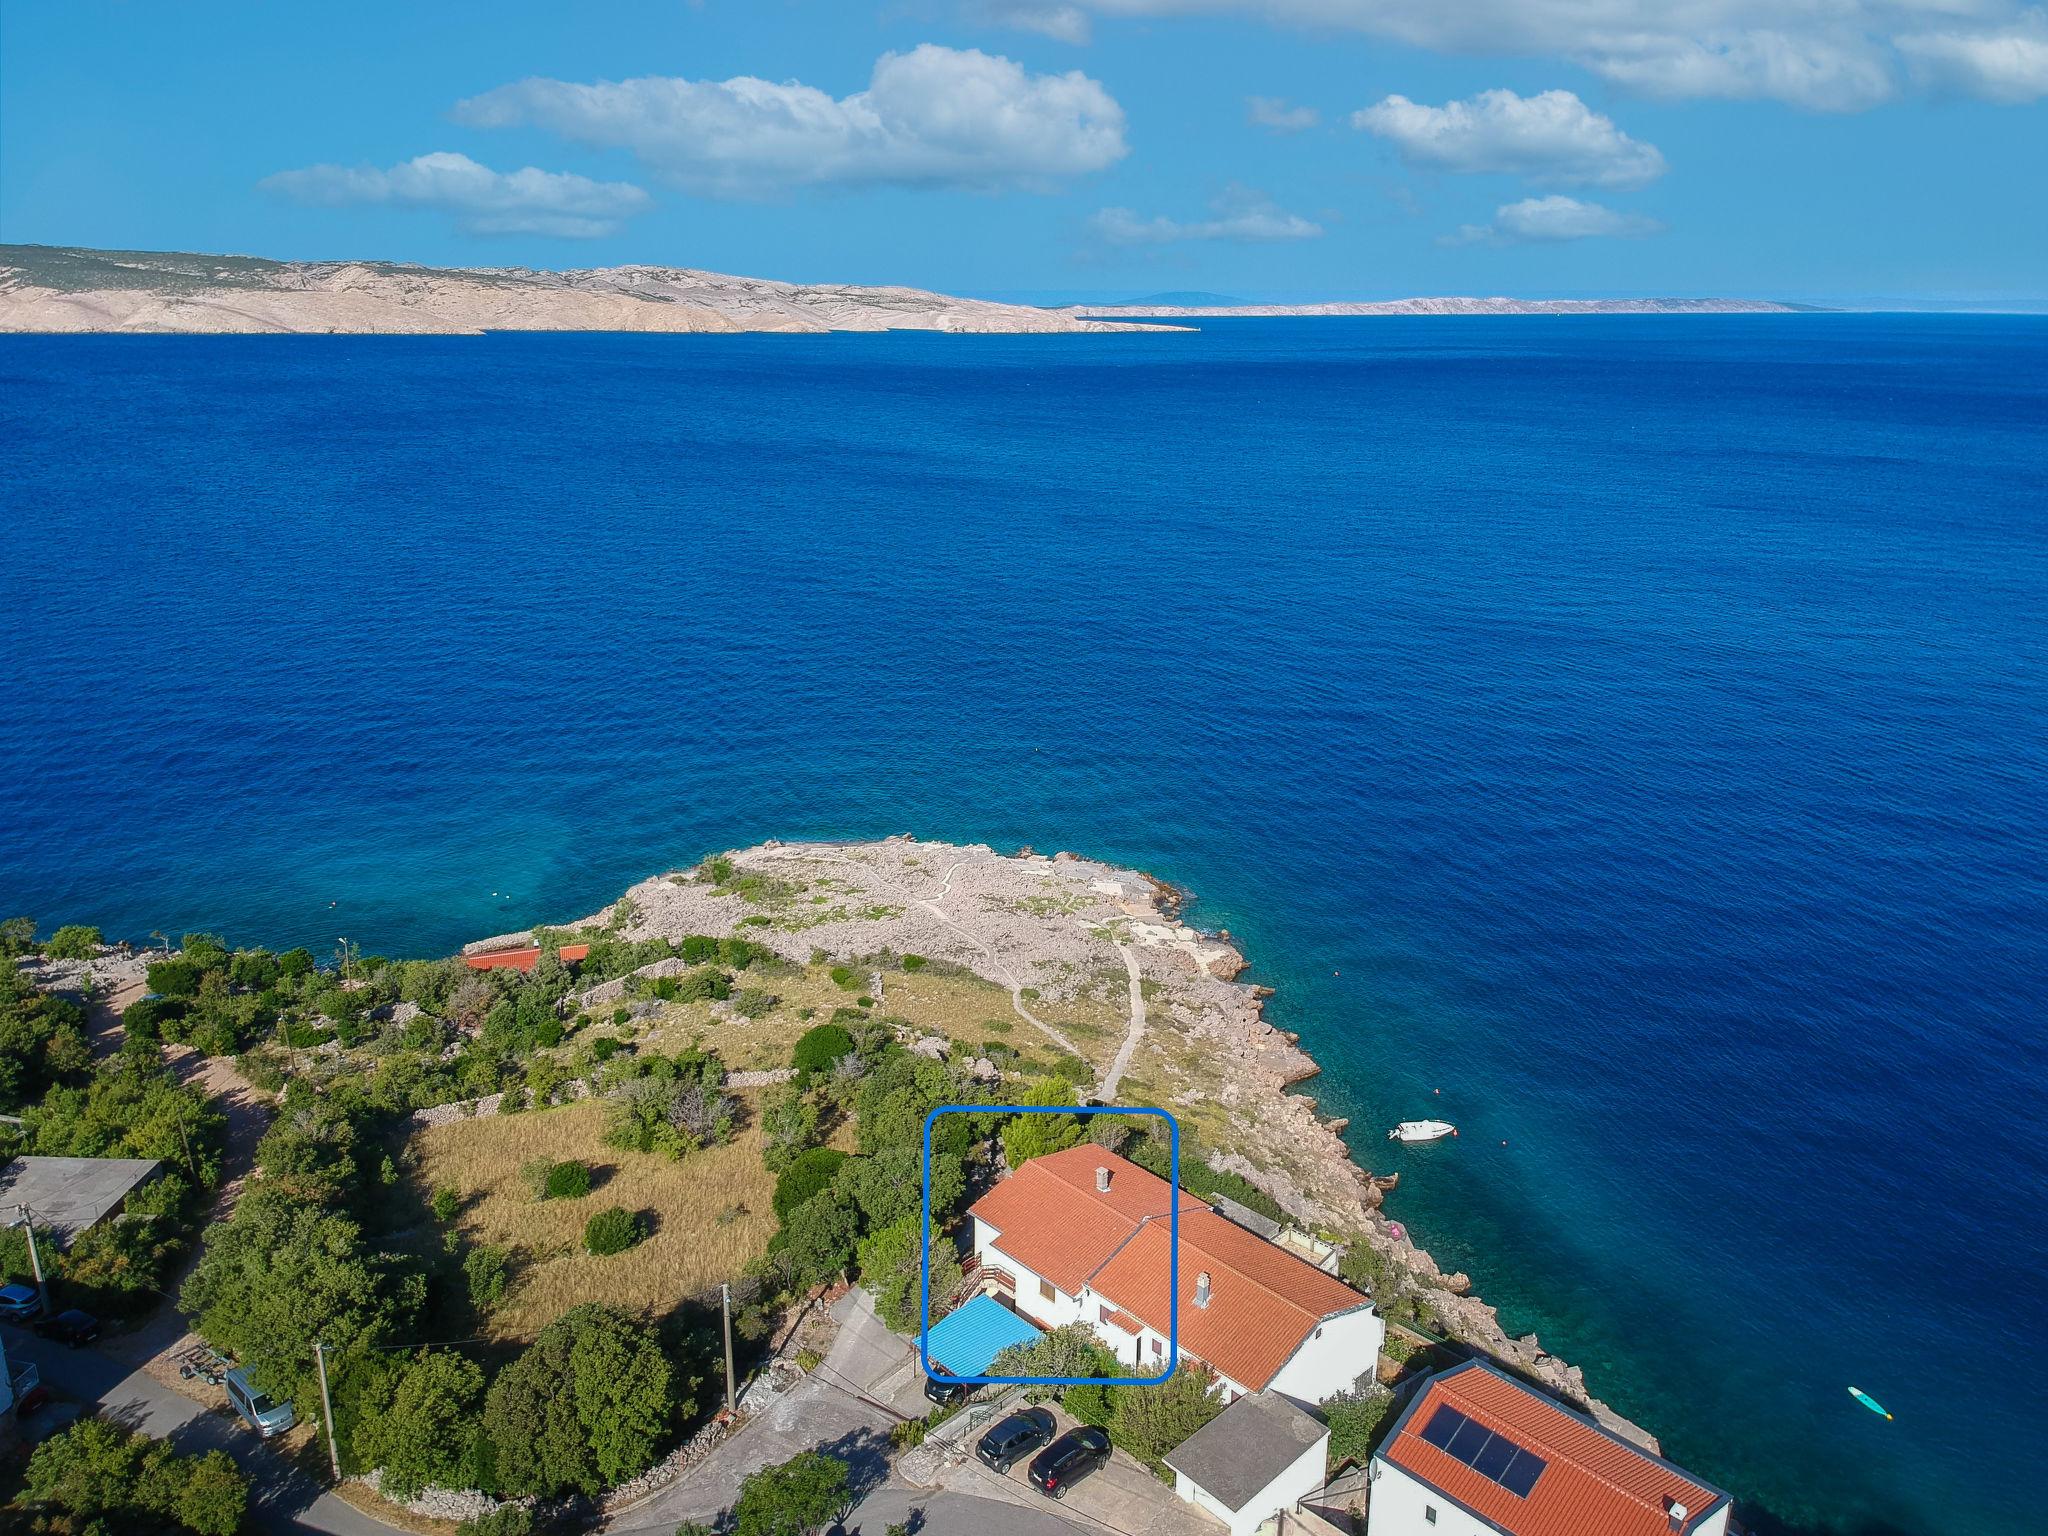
[1109,1362,1225,1470]
[991,1324,1123,1405]
[1001,1079,1082,1167]
[772,1146,847,1218]
[23,1416,142,1518]
[858,1216,962,1334]
[731,1449,849,1536]
[163,1448,250,1536]
[758,1083,821,1173]
[831,1145,923,1232]
[464,1244,512,1311]
[0,915,37,956]
[45,923,103,960]
[771,1192,859,1289]
[482,1303,680,1496]
[181,1184,422,1414]
[354,1351,488,1500]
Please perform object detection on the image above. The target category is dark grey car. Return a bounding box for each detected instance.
[975,1406,1056,1473]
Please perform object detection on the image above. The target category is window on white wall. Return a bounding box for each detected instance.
[1425,1507,1438,1525]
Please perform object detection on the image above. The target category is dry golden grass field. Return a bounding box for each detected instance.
[408,1096,780,1340]
[617,960,1130,1077]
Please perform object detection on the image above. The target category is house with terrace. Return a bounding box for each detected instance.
[965,1144,1384,1404]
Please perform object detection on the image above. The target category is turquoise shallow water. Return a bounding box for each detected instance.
[2,318,2044,1534]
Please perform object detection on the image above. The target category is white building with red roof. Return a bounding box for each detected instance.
[1371,1360,1730,1536]
[965,1144,1385,1404]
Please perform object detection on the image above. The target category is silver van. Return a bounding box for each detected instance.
[224,1366,295,1437]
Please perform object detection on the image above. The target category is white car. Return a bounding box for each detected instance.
[0,1283,42,1321]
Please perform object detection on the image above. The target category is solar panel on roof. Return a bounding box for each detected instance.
[1412,1397,1549,1499]
[1471,1435,1518,1481]
[1446,1416,1495,1463]
[1420,1405,1466,1450]
[1499,1448,1548,1496]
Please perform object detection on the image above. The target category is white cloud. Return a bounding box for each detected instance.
[972,1,1092,43]
[261,152,649,237]
[975,1,2048,111]
[1091,184,1324,244]
[1248,95,1321,132]
[1352,88,1665,188]
[1898,13,2048,102]
[1447,193,1665,244]
[455,45,1127,197]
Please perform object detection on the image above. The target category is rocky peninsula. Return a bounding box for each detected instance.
[0,244,1163,336]
[475,835,1662,1450]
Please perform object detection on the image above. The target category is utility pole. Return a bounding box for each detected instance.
[174,1105,197,1181]
[721,1283,736,1415]
[313,1340,341,1481]
[11,1206,48,1315]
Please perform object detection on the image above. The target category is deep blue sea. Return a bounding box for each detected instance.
[3,318,2044,1534]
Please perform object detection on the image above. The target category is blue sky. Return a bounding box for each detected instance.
[3,1,2044,303]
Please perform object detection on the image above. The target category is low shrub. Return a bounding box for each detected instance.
[733,988,778,1019]
[900,954,927,972]
[582,1205,642,1256]
[543,1160,591,1200]
[790,1022,855,1080]
[431,1186,461,1223]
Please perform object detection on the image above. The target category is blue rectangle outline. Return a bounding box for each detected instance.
[920,1104,1180,1387]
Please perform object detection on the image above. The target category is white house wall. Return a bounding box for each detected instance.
[1268,1304,1387,1404]
[1368,1456,1732,1536]
[1367,1460,1500,1536]
[1175,1431,1328,1536]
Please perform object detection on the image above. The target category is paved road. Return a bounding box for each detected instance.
[4,1323,388,1536]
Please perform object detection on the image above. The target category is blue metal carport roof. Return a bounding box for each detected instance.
[925,1294,1043,1376]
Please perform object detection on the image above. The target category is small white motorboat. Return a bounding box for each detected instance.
[1388,1120,1457,1143]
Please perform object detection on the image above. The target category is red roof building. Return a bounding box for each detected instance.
[1371,1360,1730,1536]
[461,943,588,973]
[966,1145,1384,1403]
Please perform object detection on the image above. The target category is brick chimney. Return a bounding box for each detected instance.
[1194,1271,1212,1308]
[1096,1165,1112,1192]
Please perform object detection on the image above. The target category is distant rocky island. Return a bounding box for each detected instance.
[0,244,1809,335]
[0,244,1156,336]
[1075,295,1815,317]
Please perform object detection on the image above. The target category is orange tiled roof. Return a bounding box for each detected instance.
[967,1145,1203,1295]
[1382,1361,1727,1536]
[968,1146,1369,1390]
[1092,1210,1368,1390]
[462,943,589,972]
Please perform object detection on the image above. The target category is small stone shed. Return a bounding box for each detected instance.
[0,1155,166,1246]
[1165,1389,1331,1536]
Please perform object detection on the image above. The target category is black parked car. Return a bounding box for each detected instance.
[34,1309,100,1348]
[924,1373,968,1408]
[1028,1426,1112,1498]
[975,1406,1056,1473]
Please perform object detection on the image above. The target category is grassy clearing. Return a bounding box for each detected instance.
[409,1097,778,1341]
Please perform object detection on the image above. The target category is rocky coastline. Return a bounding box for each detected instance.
[478,835,1662,1452]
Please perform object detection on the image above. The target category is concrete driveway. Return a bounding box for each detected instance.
[4,1322,389,1536]
[941,1406,1219,1536]
[605,1288,928,1533]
